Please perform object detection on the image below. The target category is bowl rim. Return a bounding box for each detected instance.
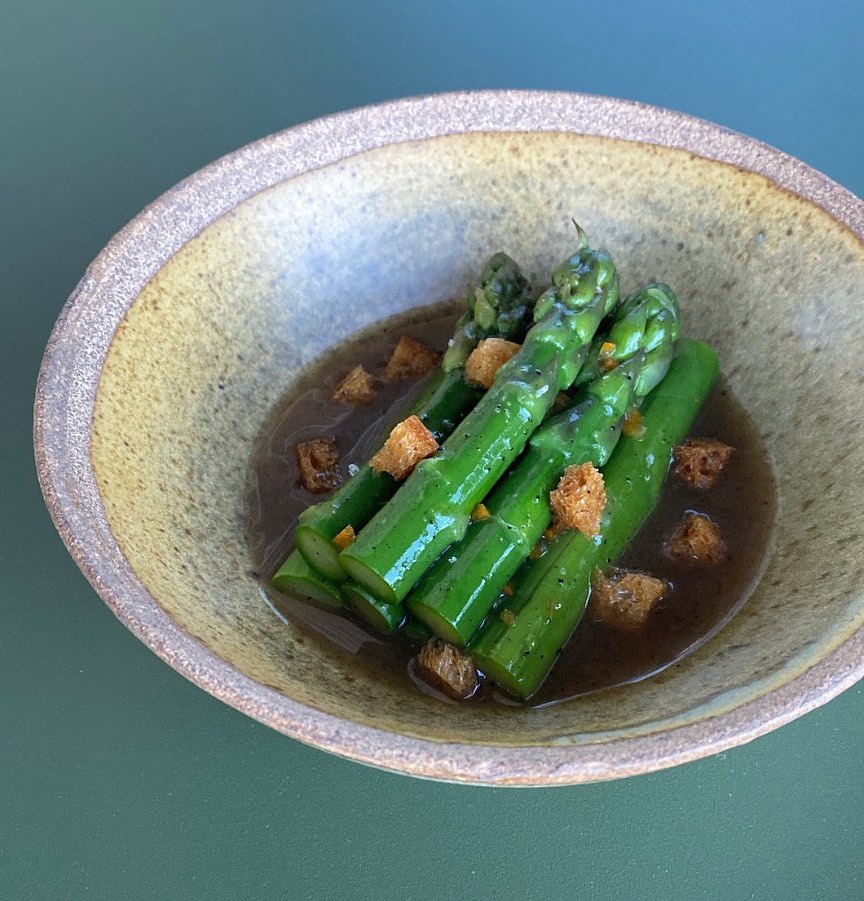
[34,89,864,785]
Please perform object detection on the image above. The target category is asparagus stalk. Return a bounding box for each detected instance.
[342,582,405,634]
[470,338,719,700]
[271,550,344,609]
[293,253,533,583]
[403,616,434,644]
[340,227,619,604]
[406,284,681,645]
[342,582,433,638]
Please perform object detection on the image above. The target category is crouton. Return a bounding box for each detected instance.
[665,512,727,565]
[331,524,356,550]
[590,568,669,631]
[598,341,619,372]
[369,414,438,480]
[464,337,521,389]
[549,462,607,538]
[622,407,646,439]
[295,437,340,493]
[384,335,441,381]
[672,437,734,489]
[331,364,378,405]
[470,503,491,522]
[415,637,479,700]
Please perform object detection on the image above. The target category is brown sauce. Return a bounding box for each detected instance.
[245,306,776,706]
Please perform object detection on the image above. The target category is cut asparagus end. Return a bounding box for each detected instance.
[295,524,348,583]
[405,598,468,647]
[343,581,405,634]
[403,616,434,644]
[471,597,585,702]
[271,551,345,610]
[472,652,533,701]
[339,553,399,605]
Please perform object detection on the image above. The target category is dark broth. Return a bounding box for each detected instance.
[246,307,776,706]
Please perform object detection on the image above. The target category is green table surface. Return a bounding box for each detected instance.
[4,2,862,898]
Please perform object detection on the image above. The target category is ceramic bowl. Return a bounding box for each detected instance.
[35,92,864,785]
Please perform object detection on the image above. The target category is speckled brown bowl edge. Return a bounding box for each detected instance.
[34,91,864,785]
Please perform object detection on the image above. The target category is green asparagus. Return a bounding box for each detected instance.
[293,253,533,583]
[406,284,681,646]
[342,581,405,634]
[470,338,719,699]
[402,616,434,644]
[271,550,344,609]
[340,227,619,604]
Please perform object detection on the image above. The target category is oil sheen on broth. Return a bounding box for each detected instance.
[245,307,776,706]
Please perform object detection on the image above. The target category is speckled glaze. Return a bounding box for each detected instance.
[35,92,864,785]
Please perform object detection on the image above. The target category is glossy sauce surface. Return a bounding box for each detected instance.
[246,309,776,706]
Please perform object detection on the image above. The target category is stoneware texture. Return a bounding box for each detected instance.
[35,91,864,785]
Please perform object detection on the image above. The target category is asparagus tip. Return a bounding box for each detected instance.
[571,219,588,251]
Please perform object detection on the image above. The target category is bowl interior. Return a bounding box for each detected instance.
[90,129,864,750]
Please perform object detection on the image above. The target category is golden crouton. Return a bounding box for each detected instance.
[590,568,669,631]
[331,364,378,405]
[369,414,438,480]
[672,437,734,489]
[598,341,619,372]
[665,512,727,565]
[549,462,607,538]
[415,637,479,700]
[470,503,491,522]
[331,524,356,550]
[464,337,521,389]
[622,407,646,439]
[295,437,340,493]
[384,335,441,381]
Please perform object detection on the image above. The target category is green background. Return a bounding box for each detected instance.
[3,2,862,898]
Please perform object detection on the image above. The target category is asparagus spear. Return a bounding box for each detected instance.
[406,284,681,645]
[341,582,434,638]
[293,253,533,583]
[573,283,682,396]
[441,253,535,372]
[340,227,619,604]
[271,550,344,609]
[470,338,719,700]
[342,581,406,634]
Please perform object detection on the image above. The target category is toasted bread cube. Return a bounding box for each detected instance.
[672,437,734,489]
[549,462,607,538]
[598,340,619,372]
[415,637,479,700]
[295,437,340,493]
[384,335,441,381]
[470,503,491,522]
[590,568,669,631]
[369,414,438,480]
[622,407,646,439]
[665,512,727,565]
[331,524,356,550]
[331,364,378,405]
[464,337,522,389]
